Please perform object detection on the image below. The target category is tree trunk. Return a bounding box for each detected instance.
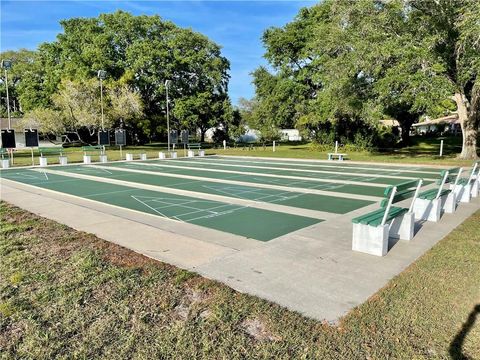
[399,118,414,146]
[454,90,479,160]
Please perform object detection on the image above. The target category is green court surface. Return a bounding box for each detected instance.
[1,156,444,242]
[48,165,375,214]
[103,162,401,197]
[0,169,321,241]
[138,159,423,185]
[195,156,443,173]
[176,156,442,179]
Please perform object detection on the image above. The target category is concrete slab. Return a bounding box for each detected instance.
[1,162,479,323]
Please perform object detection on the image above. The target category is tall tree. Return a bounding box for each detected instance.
[253,0,479,156]
[408,0,479,158]
[22,78,143,142]
[3,11,231,141]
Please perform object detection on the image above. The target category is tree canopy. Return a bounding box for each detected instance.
[1,11,234,143]
[249,0,479,158]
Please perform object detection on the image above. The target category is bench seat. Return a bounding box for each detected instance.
[39,147,64,155]
[413,169,460,222]
[418,188,450,201]
[352,178,423,256]
[352,206,408,227]
[82,145,103,152]
[328,153,348,161]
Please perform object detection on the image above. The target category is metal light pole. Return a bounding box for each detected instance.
[2,59,12,129]
[97,70,107,131]
[165,79,171,151]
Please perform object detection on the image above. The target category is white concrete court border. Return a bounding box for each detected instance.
[2,174,479,322]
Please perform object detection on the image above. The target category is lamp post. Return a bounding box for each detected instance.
[97,70,107,131]
[1,59,12,129]
[165,79,171,151]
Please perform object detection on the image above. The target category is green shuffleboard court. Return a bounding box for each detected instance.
[177,156,442,179]
[50,165,375,214]
[103,161,394,197]
[197,155,443,173]
[137,159,426,186]
[1,169,321,241]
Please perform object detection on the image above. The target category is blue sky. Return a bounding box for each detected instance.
[1,0,315,104]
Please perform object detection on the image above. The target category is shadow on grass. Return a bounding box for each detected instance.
[449,304,480,359]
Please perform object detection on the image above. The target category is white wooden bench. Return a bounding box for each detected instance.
[187,143,204,157]
[472,161,480,198]
[352,179,423,256]
[327,153,348,161]
[413,168,460,222]
[456,161,479,201]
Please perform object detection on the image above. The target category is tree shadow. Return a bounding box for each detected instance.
[449,304,480,359]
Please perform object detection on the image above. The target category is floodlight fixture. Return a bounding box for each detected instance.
[97,69,107,80]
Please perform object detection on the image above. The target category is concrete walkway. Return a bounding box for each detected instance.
[1,177,479,322]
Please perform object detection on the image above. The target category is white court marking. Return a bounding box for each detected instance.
[202,184,302,203]
[130,195,246,222]
[169,159,420,181]
[87,164,381,201]
[199,155,443,175]
[132,161,388,188]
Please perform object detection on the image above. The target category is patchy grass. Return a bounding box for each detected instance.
[1,201,479,358]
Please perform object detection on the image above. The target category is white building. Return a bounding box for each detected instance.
[280,129,302,141]
[411,115,460,135]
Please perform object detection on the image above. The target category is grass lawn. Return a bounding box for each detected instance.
[1,201,479,358]
[4,136,478,168]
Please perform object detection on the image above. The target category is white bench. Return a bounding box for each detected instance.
[473,162,480,198]
[413,168,460,222]
[352,179,423,256]
[456,161,479,201]
[328,153,348,161]
[125,153,147,161]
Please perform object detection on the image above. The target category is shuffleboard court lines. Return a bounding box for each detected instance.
[199,155,444,173]
[174,157,442,179]
[101,162,390,197]
[126,159,430,186]
[181,158,439,181]
[0,168,321,241]
[42,165,376,214]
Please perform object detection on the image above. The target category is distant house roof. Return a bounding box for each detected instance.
[412,114,459,127]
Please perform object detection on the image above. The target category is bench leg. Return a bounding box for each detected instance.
[471,180,479,198]
[59,156,68,165]
[450,184,464,203]
[460,185,471,203]
[352,223,389,256]
[413,198,442,222]
[339,155,343,161]
[389,212,415,241]
[443,192,456,214]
